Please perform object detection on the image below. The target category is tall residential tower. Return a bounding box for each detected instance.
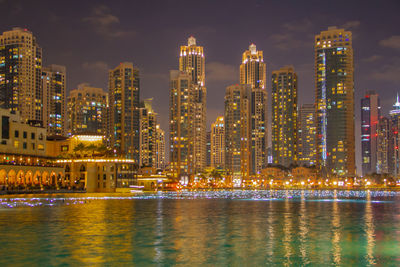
[298,104,316,167]
[42,64,66,137]
[225,84,252,180]
[239,44,267,174]
[67,83,108,136]
[315,27,355,177]
[169,70,194,179]
[0,28,42,122]
[179,36,206,173]
[211,116,225,169]
[109,62,140,160]
[361,91,380,175]
[271,66,298,167]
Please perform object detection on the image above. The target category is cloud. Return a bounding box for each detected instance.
[362,55,382,63]
[269,33,311,51]
[82,61,109,73]
[341,20,361,29]
[269,18,314,51]
[206,62,238,82]
[282,19,313,32]
[83,5,135,39]
[379,36,400,49]
[370,58,400,83]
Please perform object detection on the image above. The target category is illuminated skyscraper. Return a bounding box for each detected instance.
[0,28,42,122]
[42,64,66,137]
[67,83,108,136]
[206,131,211,167]
[298,104,316,166]
[155,125,166,170]
[361,91,380,175]
[139,99,157,167]
[240,44,267,174]
[271,66,298,167]
[389,95,400,176]
[178,37,206,173]
[377,116,390,174]
[109,62,140,160]
[211,116,225,169]
[169,70,194,179]
[225,84,252,180]
[179,36,205,86]
[315,27,355,177]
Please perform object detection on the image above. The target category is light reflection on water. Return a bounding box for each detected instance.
[0,190,399,266]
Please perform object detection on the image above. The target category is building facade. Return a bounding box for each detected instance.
[42,64,66,137]
[240,44,267,174]
[377,116,390,175]
[315,27,355,177]
[155,125,165,170]
[389,96,400,177]
[169,70,194,179]
[271,66,298,168]
[298,104,316,167]
[179,36,206,173]
[0,28,42,122]
[67,83,108,136]
[206,131,211,167]
[138,99,157,168]
[0,108,65,189]
[211,116,225,169]
[224,84,252,180]
[109,63,140,160]
[0,108,46,156]
[361,91,380,175]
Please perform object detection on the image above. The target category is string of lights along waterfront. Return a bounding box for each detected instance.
[0,24,400,190]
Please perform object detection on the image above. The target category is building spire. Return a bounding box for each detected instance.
[394,93,400,108]
[249,43,257,55]
[188,36,196,46]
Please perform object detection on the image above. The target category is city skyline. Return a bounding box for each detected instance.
[1,0,400,173]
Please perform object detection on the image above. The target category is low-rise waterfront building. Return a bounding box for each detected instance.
[0,108,64,189]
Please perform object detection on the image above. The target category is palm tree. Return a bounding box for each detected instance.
[96,144,108,156]
[73,143,86,158]
[86,143,98,156]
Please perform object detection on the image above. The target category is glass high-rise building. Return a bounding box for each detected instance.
[298,104,316,167]
[109,62,140,160]
[361,91,380,175]
[240,44,267,174]
[0,28,42,122]
[271,66,298,168]
[42,65,66,137]
[315,27,355,177]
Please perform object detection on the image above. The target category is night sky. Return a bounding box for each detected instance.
[1,0,400,173]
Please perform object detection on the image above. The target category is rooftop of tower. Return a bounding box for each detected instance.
[249,43,257,54]
[188,36,196,46]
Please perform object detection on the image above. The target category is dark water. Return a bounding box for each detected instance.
[0,190,399,266]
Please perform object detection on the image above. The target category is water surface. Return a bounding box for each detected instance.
[0,190,399,266]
